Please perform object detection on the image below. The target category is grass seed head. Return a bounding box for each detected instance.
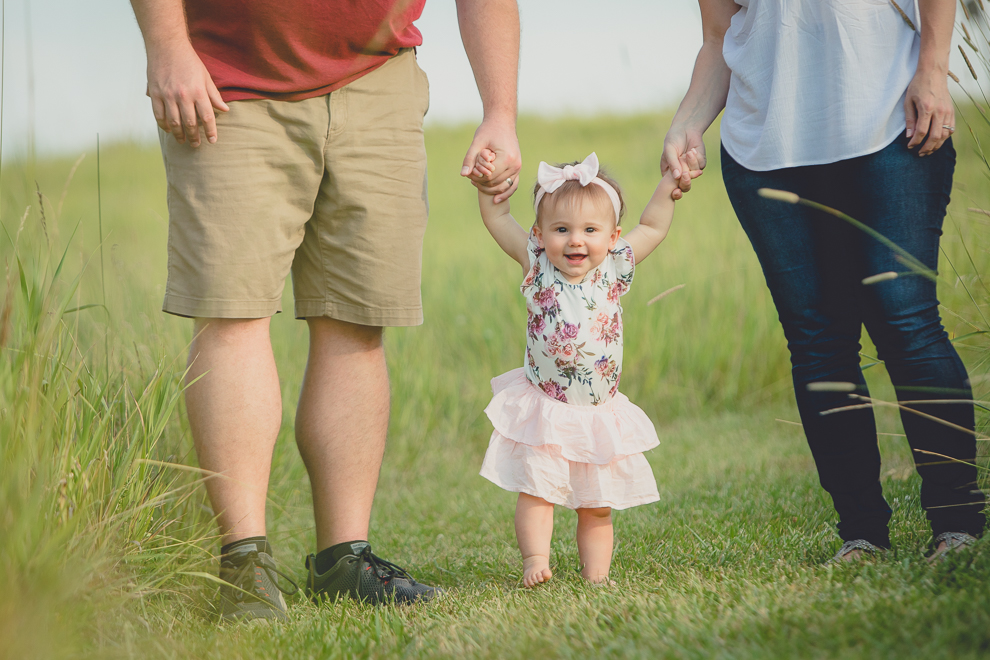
[861,271,899,285]
[959,45,978,80]
[757,188,800,204]
[807,382,857,393]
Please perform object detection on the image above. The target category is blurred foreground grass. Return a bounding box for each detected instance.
[1,112,989,658]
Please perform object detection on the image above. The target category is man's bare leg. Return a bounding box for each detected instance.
[295,317,389,550]
[186,317,281,545]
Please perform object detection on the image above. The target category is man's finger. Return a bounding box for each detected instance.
[493,176,519,204]
[207,79,230,114]
[164,99,185,143]
[180,98,202,147]
[196,97,218,145]
[461,139,483,177]
[202,81,228,144]
[151,96,168,132]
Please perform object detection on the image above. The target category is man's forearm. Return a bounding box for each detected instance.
[455,0,519,122]
[916,0,955,73]
[130,0,192,57]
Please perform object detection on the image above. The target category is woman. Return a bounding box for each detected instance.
[663,0,984,561]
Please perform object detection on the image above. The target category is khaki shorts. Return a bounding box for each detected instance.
[160,49,429,326]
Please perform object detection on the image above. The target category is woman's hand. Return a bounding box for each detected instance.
[904,64,954,156]
[662,125,707,200]
[906,0,957,157]
[659,0,738,200]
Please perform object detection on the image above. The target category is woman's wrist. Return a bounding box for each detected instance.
[915,54,949,76]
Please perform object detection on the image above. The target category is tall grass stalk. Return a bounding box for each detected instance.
[0,175,213,658]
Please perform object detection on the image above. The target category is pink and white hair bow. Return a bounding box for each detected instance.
[533,152,621,223]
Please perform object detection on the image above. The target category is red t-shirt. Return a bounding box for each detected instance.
[187,0,426,102]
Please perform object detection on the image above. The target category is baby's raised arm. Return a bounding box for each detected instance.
[623,169,700,264]
[479,190,530,273]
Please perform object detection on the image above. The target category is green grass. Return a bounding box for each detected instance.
[1,110,989,659]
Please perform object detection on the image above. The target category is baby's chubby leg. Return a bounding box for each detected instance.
[576,507,613,584]
[515,493,554,587]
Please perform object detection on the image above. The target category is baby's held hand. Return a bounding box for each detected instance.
[665,167,703,201]
[471,148,497,180]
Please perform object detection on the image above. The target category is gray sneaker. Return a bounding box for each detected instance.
[305,541,441,605]
[927,531,977,564]
[217,542,298,624]
[830,539,886,564]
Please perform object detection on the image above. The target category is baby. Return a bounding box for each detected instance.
[474,150,696,585]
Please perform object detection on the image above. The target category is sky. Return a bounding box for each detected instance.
[0,0,703,156]
[0,1,981,156]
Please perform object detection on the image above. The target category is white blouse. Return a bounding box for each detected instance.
[720,0,922,171]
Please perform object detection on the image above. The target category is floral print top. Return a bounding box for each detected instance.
[522,232,635,407]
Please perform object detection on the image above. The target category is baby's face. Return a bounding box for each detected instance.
[534,199,620,284]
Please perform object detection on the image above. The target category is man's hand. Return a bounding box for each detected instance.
[461,119,521,204]
[131,0,229,147]
[147,44,229,147]
[455,0,521,203]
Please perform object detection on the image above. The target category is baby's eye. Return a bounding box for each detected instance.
[555,227,568,233]
[585,227,597,233]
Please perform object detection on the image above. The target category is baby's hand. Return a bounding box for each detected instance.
[667,167,703,201]
[471,148,498,181]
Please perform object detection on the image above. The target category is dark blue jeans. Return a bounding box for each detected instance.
[721,135,985,547]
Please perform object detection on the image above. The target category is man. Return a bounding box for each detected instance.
[130,0,521,622]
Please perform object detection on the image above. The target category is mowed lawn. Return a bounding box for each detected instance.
[2,113,989,659]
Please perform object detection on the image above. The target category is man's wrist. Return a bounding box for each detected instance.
[481,109,517,126]
[145,32,196,61]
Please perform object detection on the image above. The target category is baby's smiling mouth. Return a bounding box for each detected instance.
[565,253,587,264]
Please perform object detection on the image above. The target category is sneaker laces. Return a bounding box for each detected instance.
[934,531,976,549]
[359,546,416,583]
[831,539,884,563]
[227,550,300,600]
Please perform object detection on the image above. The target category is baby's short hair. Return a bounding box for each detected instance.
[533,162,626,226]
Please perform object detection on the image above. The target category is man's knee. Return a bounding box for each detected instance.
[307,317,383,351]
[192,317,272,347]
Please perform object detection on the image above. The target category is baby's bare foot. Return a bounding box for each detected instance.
[522,555,553,588]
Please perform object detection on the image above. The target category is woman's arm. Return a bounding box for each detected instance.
[663,0,740,196]
[905,0,956,156]
[478,191,531,273]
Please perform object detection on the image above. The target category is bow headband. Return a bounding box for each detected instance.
[533,152,621,223]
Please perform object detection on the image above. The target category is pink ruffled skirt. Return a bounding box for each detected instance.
[480,368,660,510]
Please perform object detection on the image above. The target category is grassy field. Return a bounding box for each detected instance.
[2,110,990,659]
